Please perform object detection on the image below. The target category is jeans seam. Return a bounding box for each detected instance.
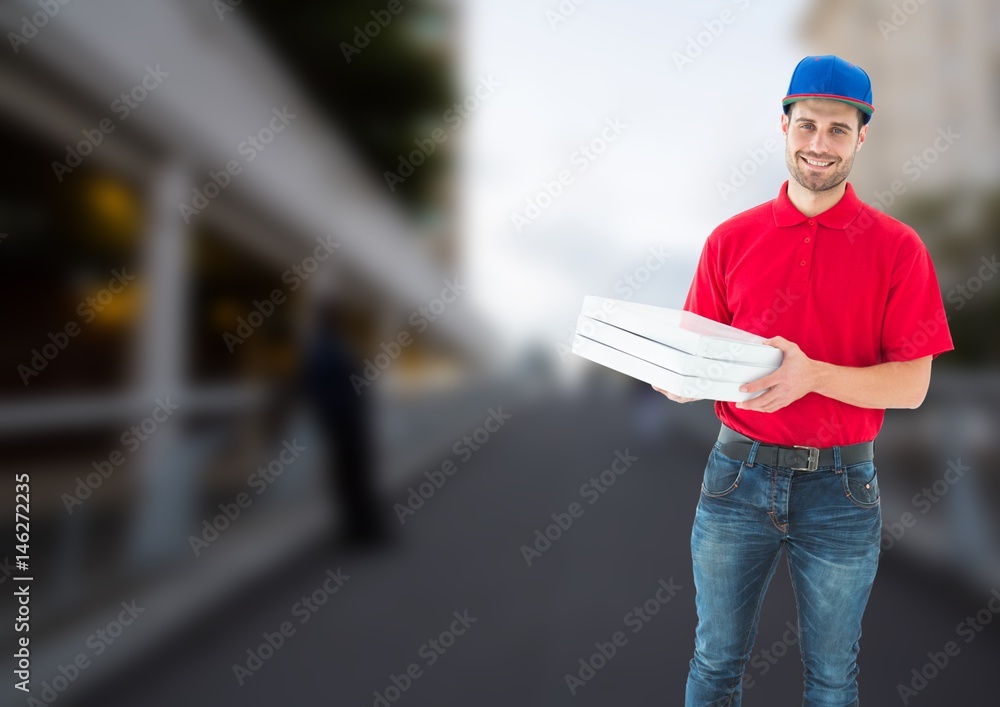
[702,452,745,499]
[787,556,805,680]
[768,468,788,533]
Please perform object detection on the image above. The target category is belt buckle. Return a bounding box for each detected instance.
[792,445,820,471]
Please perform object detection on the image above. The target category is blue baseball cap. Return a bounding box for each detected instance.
[782,55,874,124]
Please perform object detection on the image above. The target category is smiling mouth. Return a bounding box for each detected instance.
[800,155,835,168]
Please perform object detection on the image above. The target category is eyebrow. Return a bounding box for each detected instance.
[794,116,854,132]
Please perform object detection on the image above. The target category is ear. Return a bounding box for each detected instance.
[857,123,868,150]
[780,111,789,136]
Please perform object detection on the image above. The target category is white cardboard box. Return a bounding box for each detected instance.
[571,297,783,402]
[576,314,775,384]
[572,335,761,402]
[581,295,783,368]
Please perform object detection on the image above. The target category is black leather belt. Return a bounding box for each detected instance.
[717,423,874,471]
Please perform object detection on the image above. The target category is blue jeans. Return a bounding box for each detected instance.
[685,438,882,707]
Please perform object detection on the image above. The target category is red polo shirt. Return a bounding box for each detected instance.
[684,180,954,447]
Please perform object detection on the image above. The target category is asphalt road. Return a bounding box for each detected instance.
[73,380,1000,706]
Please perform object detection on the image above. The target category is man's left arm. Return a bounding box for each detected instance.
[736,336,932,413]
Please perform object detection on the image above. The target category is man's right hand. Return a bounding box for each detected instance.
[651,385,702,403]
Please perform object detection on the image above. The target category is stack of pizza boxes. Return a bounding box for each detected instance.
[571,296,782,402]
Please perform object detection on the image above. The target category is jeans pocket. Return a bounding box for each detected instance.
[842,461,880,508]
[701,444,746,498]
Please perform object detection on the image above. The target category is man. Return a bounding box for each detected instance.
[654,55,955,706]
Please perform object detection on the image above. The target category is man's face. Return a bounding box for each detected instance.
[782,99,867,193]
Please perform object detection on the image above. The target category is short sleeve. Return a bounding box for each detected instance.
[683,231,732,326]
[881,243,954,362]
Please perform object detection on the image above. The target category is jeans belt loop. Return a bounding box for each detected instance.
[747,440,760,466]
[833,445,842,469]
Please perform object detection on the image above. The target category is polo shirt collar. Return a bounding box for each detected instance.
[772,180,864,229]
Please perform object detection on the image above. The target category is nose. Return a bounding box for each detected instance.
[807,130,831,157]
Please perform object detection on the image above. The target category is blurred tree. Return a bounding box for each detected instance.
[241,0,456,217]
[894,189,1000,366]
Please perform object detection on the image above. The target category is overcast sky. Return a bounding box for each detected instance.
[460,0,813,355]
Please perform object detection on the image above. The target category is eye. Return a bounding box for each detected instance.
[833,128,846,135]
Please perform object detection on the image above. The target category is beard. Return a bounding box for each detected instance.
[785,148,856,193]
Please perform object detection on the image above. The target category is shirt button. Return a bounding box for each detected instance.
[808,219,815,226]
[800,260,806,266]
[804,237,810,243]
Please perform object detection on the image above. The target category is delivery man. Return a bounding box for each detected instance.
[654,55,955,706]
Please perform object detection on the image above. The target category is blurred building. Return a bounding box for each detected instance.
[0,0,496,699]
[799,0,1000,594]
[801,0,1000,193]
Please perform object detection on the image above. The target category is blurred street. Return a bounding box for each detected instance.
[50,375,1000,707]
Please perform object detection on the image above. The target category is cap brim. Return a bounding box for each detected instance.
[783,93,874,116]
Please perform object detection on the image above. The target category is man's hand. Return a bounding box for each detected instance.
[651,385,702,403]
[736,335,818,413]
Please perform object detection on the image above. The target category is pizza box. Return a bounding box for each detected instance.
[571,335,763,402]
[581,296,783,368]
[575,314,776,384]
